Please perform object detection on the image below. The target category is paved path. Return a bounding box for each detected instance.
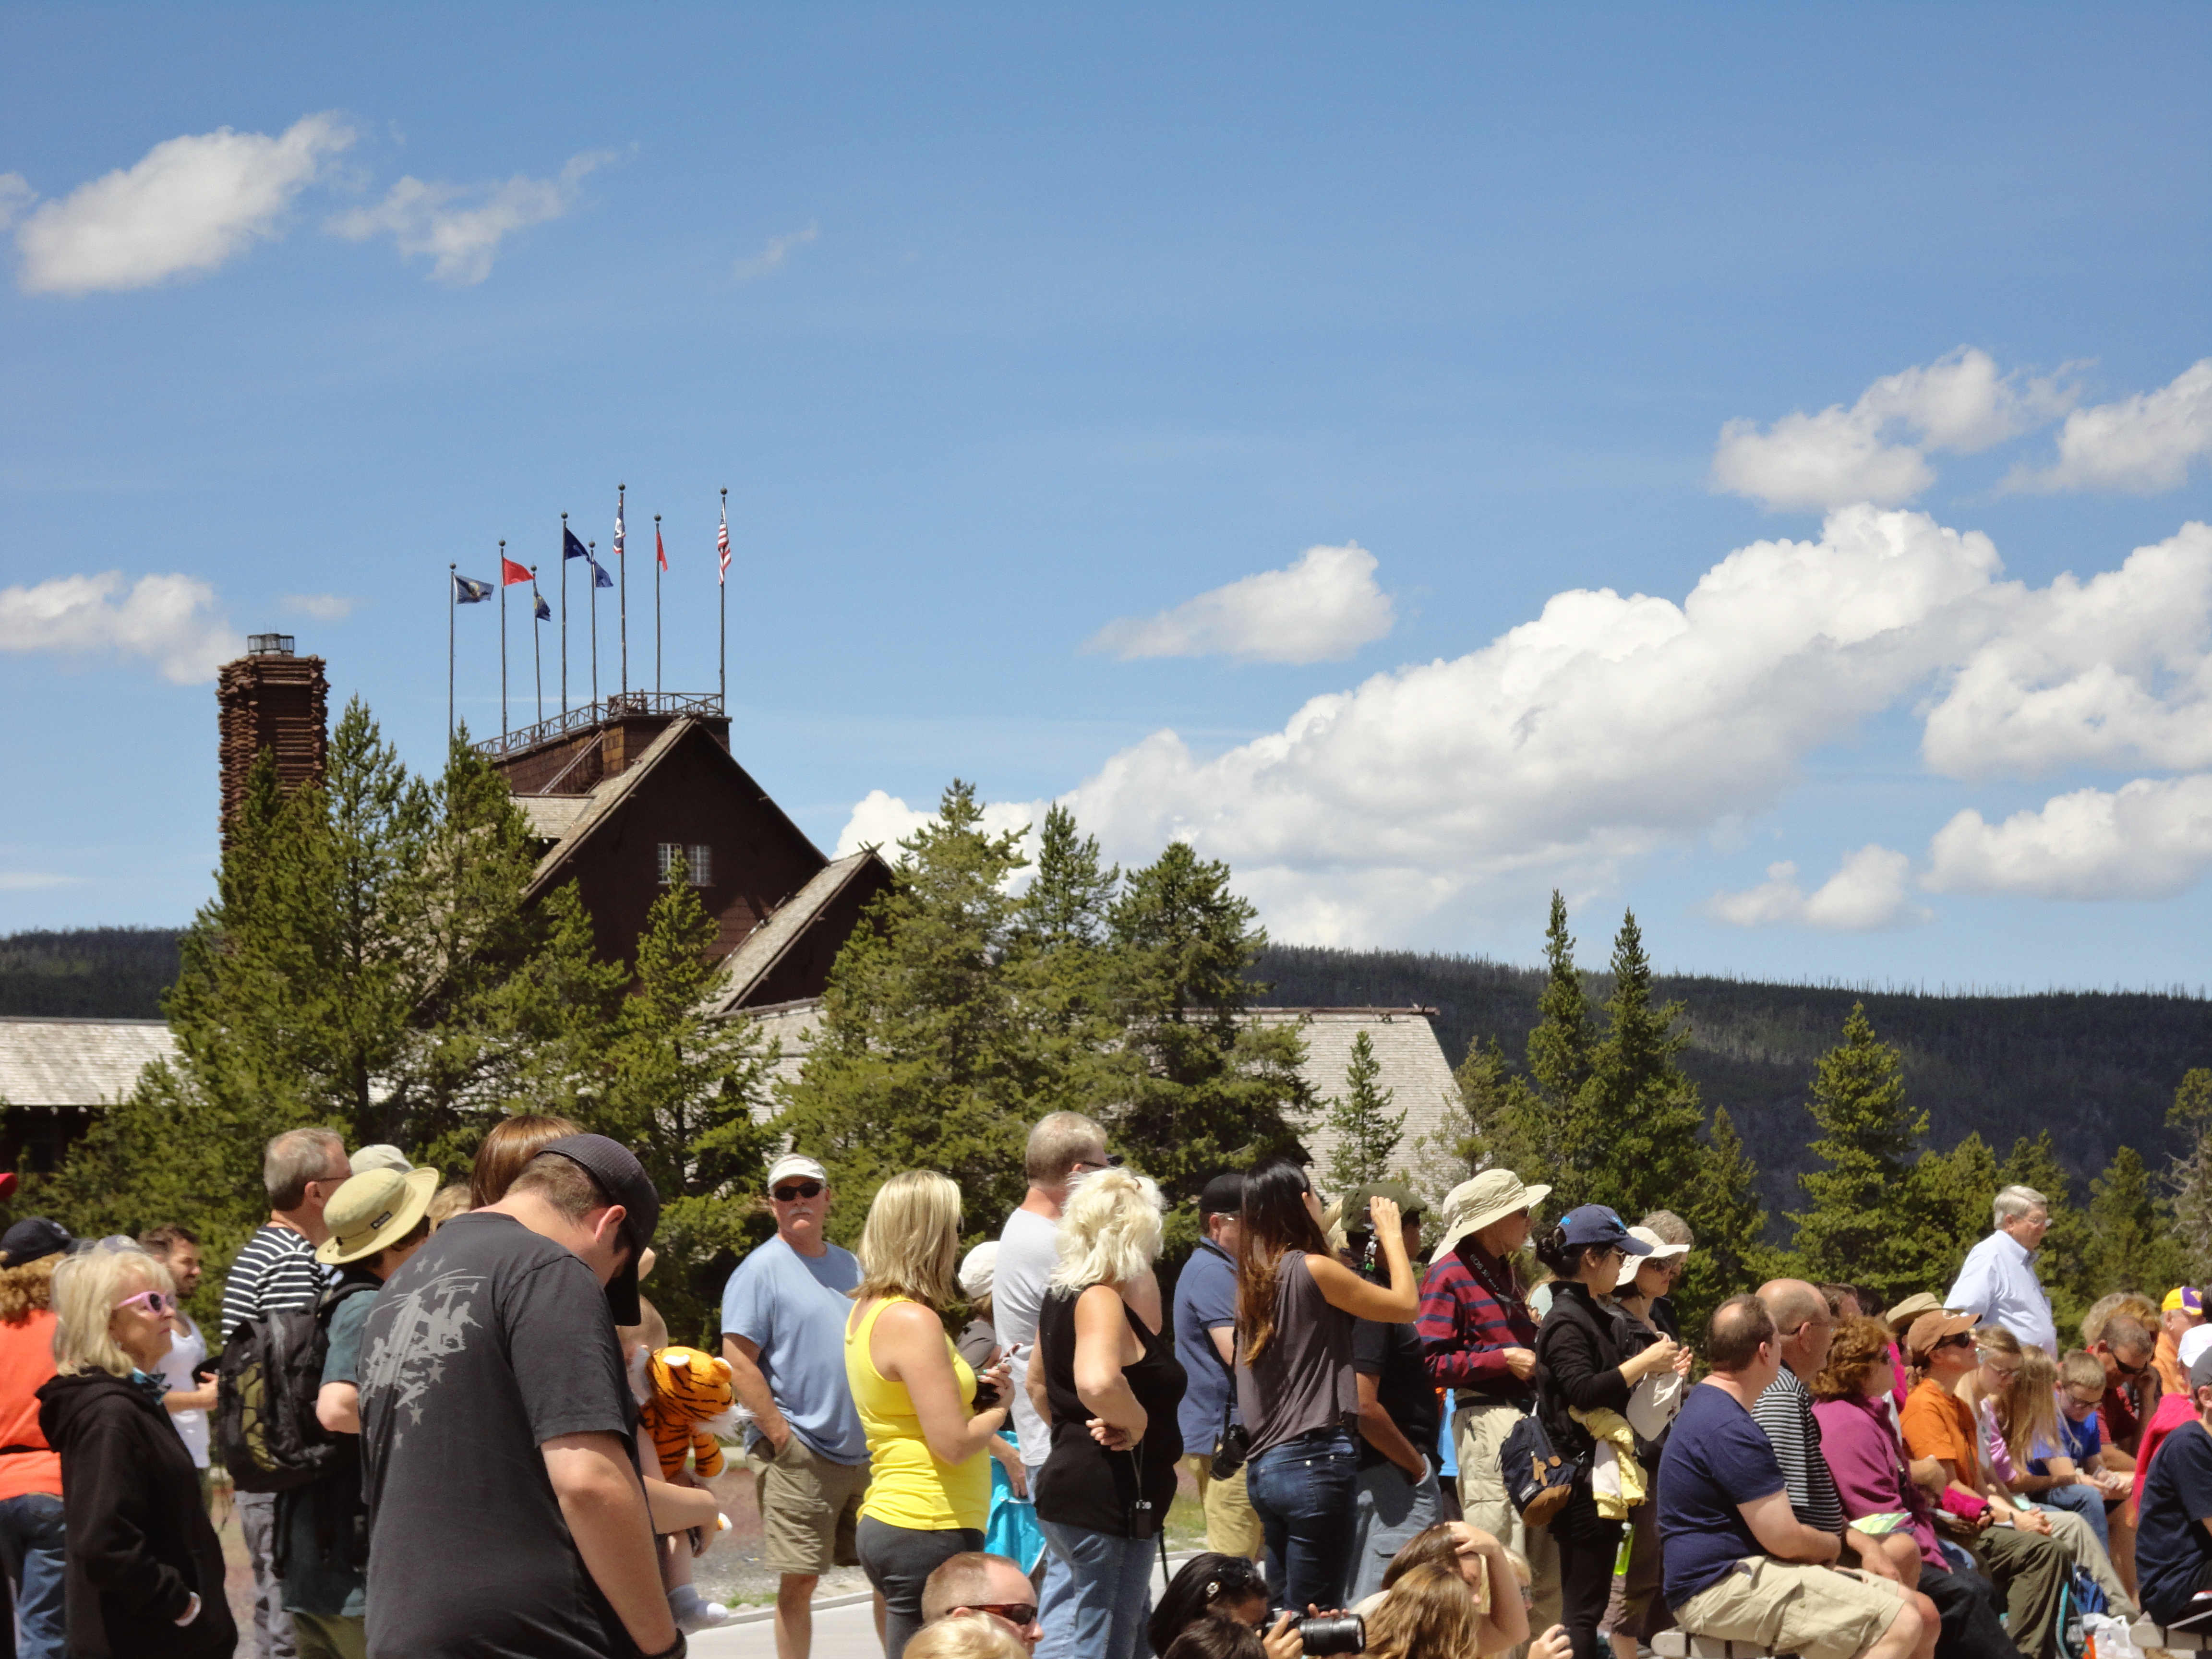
[692,1551,1200,1659]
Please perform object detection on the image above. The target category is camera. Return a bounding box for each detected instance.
[1127,1495,1159,1539]
[1295,1613,1365,1656]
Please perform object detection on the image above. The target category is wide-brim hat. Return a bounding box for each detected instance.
[1885,1292,1946,1331]
[1437,1170,1552,1255]
[1614,1226,1689,1288]
[1344,1181,1428,1231]
[319,1167,439,1265]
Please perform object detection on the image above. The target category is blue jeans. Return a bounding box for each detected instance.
[1348,1457,1445,1602]
[1247,1427,1360,1615]
[1040,1519,1156,1659]
[1027,1462,1080,1659]
[2036,1479,2110,1552]
[0,1491,67,1659]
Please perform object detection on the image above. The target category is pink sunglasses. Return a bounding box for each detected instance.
[114,1289,176,1318]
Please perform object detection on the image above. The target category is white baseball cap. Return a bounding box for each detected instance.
[767,1153,829,1190]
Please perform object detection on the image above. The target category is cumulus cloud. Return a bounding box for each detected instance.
[282,593,357,621]
[733,223,818,280]
[0,174,33,232]
[326,149,611,285]
[2005,359,2212,495]
[14,114,352,295]
[833,788,1041,862]
[0,572,242,683]
[1705,845,1930,931]
[1923,775,2212,901]
[1086,543,1395,664]
[1712,347,2072,510]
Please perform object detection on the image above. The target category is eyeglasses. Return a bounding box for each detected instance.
[968,1602,1039,1628]
[115,1290,176,1317]
[771,1181,824,1202]
[2066,1387,2106,1407]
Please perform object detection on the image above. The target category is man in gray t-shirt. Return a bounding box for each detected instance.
[994,1112,1109,1659]
[721,1154,876,1659]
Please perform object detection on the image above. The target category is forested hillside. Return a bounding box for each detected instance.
[1255,942,2212,1223]
[0,928,182,1018]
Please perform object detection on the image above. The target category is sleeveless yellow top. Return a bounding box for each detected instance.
[845,1296,989,1531]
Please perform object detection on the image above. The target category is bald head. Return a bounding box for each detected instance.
[1759,1279,1829,1332]
[923,1552,1037,1649]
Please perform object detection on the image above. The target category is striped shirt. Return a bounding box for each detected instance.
[218,1223,331,1340]
[1418,1237,1539,1404]
[1752,1365,1846,1535]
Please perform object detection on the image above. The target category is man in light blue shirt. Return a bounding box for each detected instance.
[721,1153,876,1659]
[1946,1183,2058,1356]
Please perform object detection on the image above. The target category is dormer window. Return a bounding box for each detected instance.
[657,843,712,886]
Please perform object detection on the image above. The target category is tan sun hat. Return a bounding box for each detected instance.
[1436,1169,1552,1256]
[1885,1291,1946,1332]
[1614,1225,1689,1288]
[318,1166,439,1265]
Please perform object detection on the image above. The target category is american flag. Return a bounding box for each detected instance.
[717,501,731,585]
[613,495,625,559]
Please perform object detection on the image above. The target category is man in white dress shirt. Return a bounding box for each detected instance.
[1945,1184,2057,1356]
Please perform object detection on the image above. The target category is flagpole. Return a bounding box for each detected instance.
[532,565,544,726]
[589,541,600,709]
[499,539,509,745]
[448,563,457,748]
[560,513,570,720]
[654,513,662,697]
[617,482,628,702]
[719,487,728,710]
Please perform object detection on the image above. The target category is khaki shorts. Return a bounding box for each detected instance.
[755,1434,870,1576]
[1675,1557,1907,1659]
[1183,1453,1265,1559]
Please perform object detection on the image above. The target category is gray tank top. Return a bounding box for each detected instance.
[1234,1250,1357,1459]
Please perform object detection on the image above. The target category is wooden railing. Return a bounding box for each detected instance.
[473,691,726,758]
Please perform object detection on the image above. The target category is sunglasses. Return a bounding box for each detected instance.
[115,1289,176,1317]
[970,1602,1039,1628]
[2111,1352,2148,1378]
[1936,1333,1974,1350]
[771,1181,825,1202]
[1071,1155,1124,1172]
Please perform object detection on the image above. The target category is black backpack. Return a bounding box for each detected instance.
[214,1280,376,1493]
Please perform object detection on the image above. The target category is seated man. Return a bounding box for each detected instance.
[1658,1296,1932,1659]
[921,1552,1045,1653]
[2138,1338,2212,1630]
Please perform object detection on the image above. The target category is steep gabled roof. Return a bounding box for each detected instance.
[705,850,889,1014]
[0,1017,176,1109]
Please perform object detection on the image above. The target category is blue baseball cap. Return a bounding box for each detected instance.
[1559,1205,1651,1254]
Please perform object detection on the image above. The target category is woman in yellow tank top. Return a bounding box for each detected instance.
[845,1171,1013,1659]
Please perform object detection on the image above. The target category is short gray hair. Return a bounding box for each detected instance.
[1994,1185,2048,1227]
[1024,1113,1104,1186]
[264,1127,347,1208]
[1641,1210,1695,1248]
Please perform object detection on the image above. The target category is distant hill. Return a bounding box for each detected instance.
[1253,943,2212,1224]
[0,928,182,1019]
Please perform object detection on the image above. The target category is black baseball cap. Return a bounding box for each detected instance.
[537,1135,661,1323]
[0,1218,72,1267]
[1199,1173,1246,1218]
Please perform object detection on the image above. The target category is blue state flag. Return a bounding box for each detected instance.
[588,556,613,589]
[533,592,552,622]
[454,574,493,603]
[563,527,590,561]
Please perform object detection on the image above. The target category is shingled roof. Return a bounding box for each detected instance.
[0,1017,176,1110]
[704,852,887,1015]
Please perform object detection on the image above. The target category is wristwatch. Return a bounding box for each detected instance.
[638,1631,687,1659]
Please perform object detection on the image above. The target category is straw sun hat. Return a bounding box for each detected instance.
[1435,1170,1553,1256]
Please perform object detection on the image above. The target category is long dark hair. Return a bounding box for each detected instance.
[1149,1555,1267,1656]
[1235,1158,1332,1363]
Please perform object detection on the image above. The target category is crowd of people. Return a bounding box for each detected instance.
[1,1109,2212,1659]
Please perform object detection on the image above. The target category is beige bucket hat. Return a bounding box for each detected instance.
[318,1166,439,1266]
[1614,1225,1690,1288]
[1436,1169,1552,1256]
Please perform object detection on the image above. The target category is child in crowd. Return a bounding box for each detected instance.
[615,1297,734,1634]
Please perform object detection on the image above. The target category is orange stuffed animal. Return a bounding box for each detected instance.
[637,1346,744,1480]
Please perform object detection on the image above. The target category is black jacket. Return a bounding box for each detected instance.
[1533,1280,1635,1472]
[37,1370,238,1659]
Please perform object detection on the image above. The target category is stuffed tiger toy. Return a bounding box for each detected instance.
[636,1345,745,1480]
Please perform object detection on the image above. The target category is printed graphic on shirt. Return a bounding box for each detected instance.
[360,1266,483,1442]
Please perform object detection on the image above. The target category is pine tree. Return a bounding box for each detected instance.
[2084,1146,2187,1304]
[1324,1031,1406,1194]
[1574,910,1705,1221]
[1405,1035,1516,1205]
[1678,1107,1770,1341]
[1505,891,1595,1193]
[2166,1069,2212,1282]
[1790,1003,1928,1307]
[777,781,1037,1244]
[1903,1132,1999,1296]
[1010,805,1122,1119]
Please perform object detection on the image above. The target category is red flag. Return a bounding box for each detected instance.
[501,556,532,586]
[656,523,667,573]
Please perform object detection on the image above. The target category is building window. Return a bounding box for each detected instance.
[658,843,712,886]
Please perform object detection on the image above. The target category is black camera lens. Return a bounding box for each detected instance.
[1296,1613,1365,1656]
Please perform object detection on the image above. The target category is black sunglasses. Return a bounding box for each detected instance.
[1071,1154,1124,1172]
[970,1602,1039,1627]
[772,1181,825,1202]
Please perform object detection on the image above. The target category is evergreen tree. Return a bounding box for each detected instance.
[1678,1107,1770,1341]
[1324,1031,1406,1194]
[1009,805,1122,1119]
[1903,1132,1999,1296]
[1574,910,1705,1222]
[1500,891,1595,1193]
[2084,1146,2187,1304]
[1106,840,1307,1251]
[2167,1068,2212,1282]
[1405,1035,1516,1205]
[1790,1003,1928,1306]
[777,781,1037,1244]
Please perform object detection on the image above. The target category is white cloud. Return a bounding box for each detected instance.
[0,872,85,891]
[733,223,817,281]
[1705,845,1930,931]
[327,150,611,286]
[2005,359,2212,495]
[1086,543,1396,664]
[14,114,352,295]
[1920,522,2212,780]
[0,174,33,232]
[282,593,357,621]
[833,788,1040,862]
[1711,347,2072,510]
[1923,775,2212,900]
[0,572,242,683]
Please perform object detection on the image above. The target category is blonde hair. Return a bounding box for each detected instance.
[1364,1563,1485,1659]
[2061,1349,2108,1395]
[1024,1113,1104,1185]
[1957,1325,2023,1418]
[1050,1168,1165,1295]
[1996,1346,2064,1472]
[427,1183,473,1231]
[2082,1291,2160,1349]
[0,1256,59,1326]
[902,1614,1028,1659]
[855,1171,962,1310]
[51,1245,171,1378]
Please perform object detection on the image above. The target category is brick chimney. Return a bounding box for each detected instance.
[217,635,329,843]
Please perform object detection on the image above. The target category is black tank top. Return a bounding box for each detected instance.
[1033,1286,1187,1535]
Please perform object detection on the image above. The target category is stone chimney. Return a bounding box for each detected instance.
[217,635,329,843]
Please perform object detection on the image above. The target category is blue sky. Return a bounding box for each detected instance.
[2,4,2208,988]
